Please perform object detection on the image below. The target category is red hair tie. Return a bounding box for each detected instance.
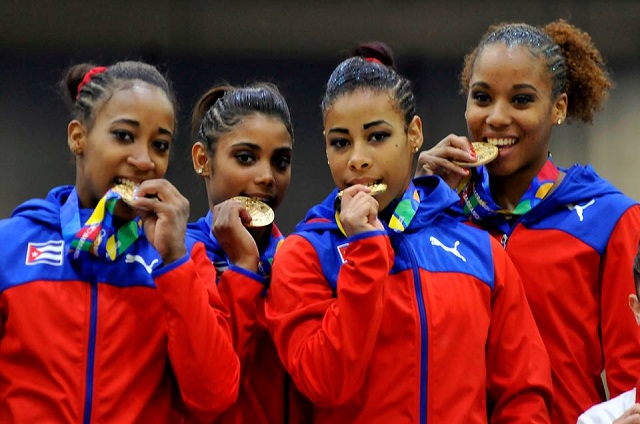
[76,66,108,99]
[365,57,383,65]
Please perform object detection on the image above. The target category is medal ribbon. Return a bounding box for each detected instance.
[334,182,420,235]
[65,188,143,261]
[459,156,559,221]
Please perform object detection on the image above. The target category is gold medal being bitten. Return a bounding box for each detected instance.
[452,142,499,168]
[112,181,138,206]
[232,196,275,227]
[338,183,387,198]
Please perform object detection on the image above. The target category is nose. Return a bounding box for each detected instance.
[254,161,275,186]
[485,101,512,128]
[348,142,371,171]
[127,143,155,172]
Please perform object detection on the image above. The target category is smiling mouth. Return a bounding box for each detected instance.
[485,137,517,148]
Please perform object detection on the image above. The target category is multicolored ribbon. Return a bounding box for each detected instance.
[459,157,559,222]
[65,188,143,261]
[334,181,420,235]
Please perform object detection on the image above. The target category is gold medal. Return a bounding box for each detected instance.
[452,142,499,168]
[338,183,387,198]
[231,196,275,227]
[112,181,138,206]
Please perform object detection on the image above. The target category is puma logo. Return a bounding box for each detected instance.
[125,254,159,274]
[430,236,466,262]
[567,199,595,222]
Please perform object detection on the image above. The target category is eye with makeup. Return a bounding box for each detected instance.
[271,151,292,171]
[328,138,350,150]
[234,150,257,165]
[471,90,492,105]
[112,129,134,143]
[152,139,171,153]
[512,93,536,107]
[369,131,391,142]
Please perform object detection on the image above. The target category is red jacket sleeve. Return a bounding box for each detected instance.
[485,239,554,423]
[216,265,265,363]
[265,232,392,407]
[154,242,240,423]
[601,205,640,397]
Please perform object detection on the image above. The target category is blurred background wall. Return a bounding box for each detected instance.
[1,0,639,234]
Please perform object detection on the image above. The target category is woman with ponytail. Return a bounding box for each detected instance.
[186,83,311,424]
[0,61,239,423]
[265,43,553,423]
[416,20,640,422]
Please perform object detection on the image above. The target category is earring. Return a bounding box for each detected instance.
[414,147,420,153]
[197,167,204,175]
[557,118,563,125]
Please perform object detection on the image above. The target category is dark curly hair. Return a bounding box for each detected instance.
[460,19,612,124]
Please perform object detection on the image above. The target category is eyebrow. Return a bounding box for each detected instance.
[113,118,174,137]
[513,83,539,92]
[232,142,293,153]
[363,120,390,129]
[471,81,539,92]
[327,119,391,135]
[327,128,349,135]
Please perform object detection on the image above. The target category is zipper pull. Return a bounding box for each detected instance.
[500,233,508,248]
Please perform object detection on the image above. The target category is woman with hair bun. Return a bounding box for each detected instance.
[186,82,311,423]
[416,20,640,422]
[0,61,240,423]
[265,42,553,423]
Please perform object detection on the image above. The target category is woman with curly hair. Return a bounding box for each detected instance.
[416,20,640,422]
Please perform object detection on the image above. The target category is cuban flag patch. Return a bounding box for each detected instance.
[337,242,349,264]
[26,240,64,266]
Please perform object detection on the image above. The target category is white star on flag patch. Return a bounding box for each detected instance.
[25,240,64,266]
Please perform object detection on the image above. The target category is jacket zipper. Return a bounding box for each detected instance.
[398,236,428,423]
[83,278,98,424]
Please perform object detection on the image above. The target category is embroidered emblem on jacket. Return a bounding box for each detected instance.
[125,254,159,274]
[567,199,596,222]
[429,236,467,262]
[25,240,64,266]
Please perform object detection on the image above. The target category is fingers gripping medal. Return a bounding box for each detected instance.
[231,196,275,227]
[452,142,499,168]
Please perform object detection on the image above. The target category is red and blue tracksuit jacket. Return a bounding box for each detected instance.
[0,185,240,423]
[265,176,553,423]
[186,212,312,424]
[475,164,640,423]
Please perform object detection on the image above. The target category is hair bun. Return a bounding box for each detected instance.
[353,42,396,68]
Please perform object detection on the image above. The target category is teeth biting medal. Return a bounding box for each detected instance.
[231,196,275,227]
[338,183,387,198]
[112,180,138,206]
[452,142,499,168]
